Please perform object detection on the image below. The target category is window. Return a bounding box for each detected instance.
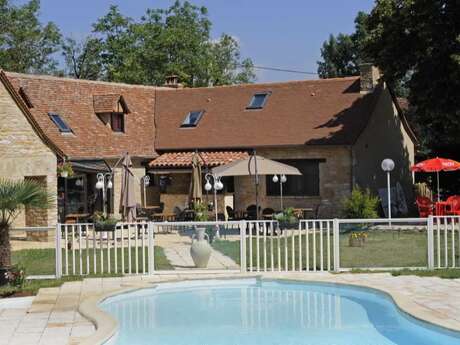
[247,92,270,109]
[181,110,204,128]
[111,113,124,132]
[48,112,72,133]
[266,159,323,197]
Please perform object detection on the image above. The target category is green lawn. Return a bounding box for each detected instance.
[212,230,456,270]
[12,246,172,276]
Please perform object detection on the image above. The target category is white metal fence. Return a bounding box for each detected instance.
[53,216,460,277]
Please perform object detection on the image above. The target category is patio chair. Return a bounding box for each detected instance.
[262,208,275,219]
[446,196,460,216]
[415,196,434,217]
[226,206,235,220]
[246,204,260,220]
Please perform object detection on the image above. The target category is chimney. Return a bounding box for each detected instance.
[359,63,381,93]
[164,75,184,89]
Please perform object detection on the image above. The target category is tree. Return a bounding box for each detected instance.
[0,179,53,268]
[0,0,61,73]
[363,0,460,149]
[317,12,368,78]
[61,36,104,80]
[92,1,254,86]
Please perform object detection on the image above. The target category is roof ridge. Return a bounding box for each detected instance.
[155,76,360,92]
[3,71,170,90]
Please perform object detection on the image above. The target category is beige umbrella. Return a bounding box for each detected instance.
[212,153,301,219]
[119,153,137,222]
[190,153,203,202]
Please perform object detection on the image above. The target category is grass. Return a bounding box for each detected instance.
[391,268,460,279]
[212,230,454,270]
[12,246,173,276]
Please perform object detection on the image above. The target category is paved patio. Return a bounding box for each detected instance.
[0,272,460,345]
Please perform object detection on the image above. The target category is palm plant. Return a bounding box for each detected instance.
[0,179,54,268]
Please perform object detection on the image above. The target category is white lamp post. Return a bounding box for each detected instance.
[204,173,224,222]
[272,174,287,210]
[381,159,395,221]
[96,172,112,216]
[141,175,150,207]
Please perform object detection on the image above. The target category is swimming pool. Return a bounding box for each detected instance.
[101,279,460,345]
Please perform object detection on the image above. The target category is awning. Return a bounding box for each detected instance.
[70,160,111,173]
[148,151,249,170]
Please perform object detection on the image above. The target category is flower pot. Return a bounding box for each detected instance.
[60,171,68,178]
[190,227,212,268]
[278,220,299,231]
[349,237,364,247]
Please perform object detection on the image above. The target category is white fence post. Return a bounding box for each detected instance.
[427,216,435,269]
[148,222,155,275]
[55,223,62,279]
[333,219,340,272]
[240,220,247,273]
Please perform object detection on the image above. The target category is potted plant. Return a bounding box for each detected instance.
[349,231,368,247]
[341,187,379,233]
[57,162,73,178]
[190,202,212,268]
[93,212,119,232]
[275,207,299,231]
[0,179,53,286]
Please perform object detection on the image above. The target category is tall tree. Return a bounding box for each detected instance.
[364,0,460,149]
[317,12,368,78]
[61,36,103,80]
[92,1,254,86]
[0,0,61,73]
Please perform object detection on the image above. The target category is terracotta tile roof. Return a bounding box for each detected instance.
[149,151,249,168]
[5,72,162,159]
[154,77,381,150]
[93,94,129,114]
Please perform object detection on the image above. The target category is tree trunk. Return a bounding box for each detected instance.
[0,223,11,268]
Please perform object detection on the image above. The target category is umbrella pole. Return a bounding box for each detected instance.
[437,171,440,202]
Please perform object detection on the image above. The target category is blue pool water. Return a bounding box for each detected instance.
[101,279,460,345]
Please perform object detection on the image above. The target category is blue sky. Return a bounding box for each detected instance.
[29,0,375,82]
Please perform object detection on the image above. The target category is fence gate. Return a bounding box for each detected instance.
[428,216,460,269]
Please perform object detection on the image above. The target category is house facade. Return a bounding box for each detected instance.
[0,64,416,227]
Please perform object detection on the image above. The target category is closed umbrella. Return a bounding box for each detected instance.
[411,157,460,201]
[190,153,203,202]
[119,153,137,222]
[212,152,301,219]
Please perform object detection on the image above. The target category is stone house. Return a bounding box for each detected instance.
[0,64,416,227]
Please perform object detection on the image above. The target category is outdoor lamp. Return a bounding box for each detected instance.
[381,159,395,172]
[214,177,224,191]
[381,158,395,221]
[280,174,287,183]
[143,175,150,187]
[107,176,113,189]
[272,175,279,183]
[204,177,212,192]
[95,173,104,189]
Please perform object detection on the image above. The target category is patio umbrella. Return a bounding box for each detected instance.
[190,152,203,202]
[411,157,460,201]
[212,152,301,219]
[119,152,137,222]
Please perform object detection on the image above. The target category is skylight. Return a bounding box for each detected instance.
[181,110,204,128]
[247,92,270,109]
[48,112,72,133]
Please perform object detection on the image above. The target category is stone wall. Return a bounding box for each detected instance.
[0,82,58,227]
[234,146,353,218]
[352,84,415,214]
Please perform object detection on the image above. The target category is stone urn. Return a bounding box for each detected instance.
[190,227,212,268]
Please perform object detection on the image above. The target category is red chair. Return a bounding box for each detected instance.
[446,196,460,215]
[416,196,434,217]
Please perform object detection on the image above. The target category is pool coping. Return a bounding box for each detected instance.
[77,274,460,345]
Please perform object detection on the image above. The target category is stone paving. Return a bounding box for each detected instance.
[1,272,460,344]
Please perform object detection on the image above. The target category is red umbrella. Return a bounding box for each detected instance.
[411,157,460,201]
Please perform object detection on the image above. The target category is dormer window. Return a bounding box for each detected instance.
[181,110,204,128]
[247,92,270,109]
[110,113,124,132]
[48,112,72,133]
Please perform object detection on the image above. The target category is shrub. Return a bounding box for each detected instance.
[342,187,379,219]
